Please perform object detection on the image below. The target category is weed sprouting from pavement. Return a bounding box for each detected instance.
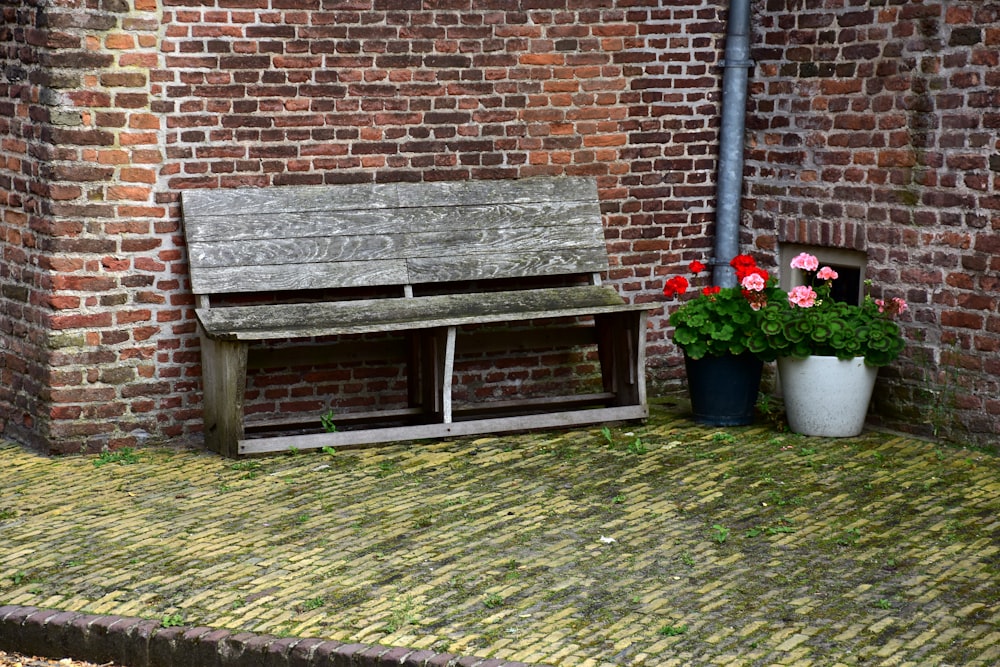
[385,596,417,633]
[711,524,730,544]
[657,623,688,637]
[161,613,184,627]
[232,460,261,479]
[93,447,140,467]
[302,597,325,611]
[627,437,648,455]
[483,593,504,609]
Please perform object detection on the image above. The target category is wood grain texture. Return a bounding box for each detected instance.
[406,248,609,284]
[181,177,608,293]
[195,285,644,340]
[186,215,601,267]
[183,200,599,243]
[238,405,649,455]
[181,176,596,218]
[198,333,248,457]
[187,259,409,295]
[180,182,401,217]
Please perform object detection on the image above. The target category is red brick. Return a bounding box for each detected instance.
[48,310,115,330]
[941,311,985,330]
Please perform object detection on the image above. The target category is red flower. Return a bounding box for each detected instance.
[729,254,757,272]
[702,285,721,296]
[730,254,767,282]
[663,275,689,299]
[688,260,706,274]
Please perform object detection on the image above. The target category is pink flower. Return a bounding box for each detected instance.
[788,285,817,308]
[740,273,766,292]
[816,266,839,281]
[790,252,819,272]
[876,297,909,316]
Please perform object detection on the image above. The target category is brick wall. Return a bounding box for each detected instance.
[1,0,190,453]
[0,2,44,447]
[746,0,1000,444]
[1,0,728,453]
[2,0,996,453]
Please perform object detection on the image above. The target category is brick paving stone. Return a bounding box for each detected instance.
[1,405,999,664]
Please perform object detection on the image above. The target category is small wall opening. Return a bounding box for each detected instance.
[779,244,867,307]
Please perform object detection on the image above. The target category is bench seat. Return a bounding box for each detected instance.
[197,285,641,340]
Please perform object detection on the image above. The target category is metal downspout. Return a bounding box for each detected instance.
[712,0,754,288]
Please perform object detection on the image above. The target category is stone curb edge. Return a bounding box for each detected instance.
[0,606,551,667]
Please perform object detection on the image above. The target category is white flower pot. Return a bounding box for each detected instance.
[777,355,878,437]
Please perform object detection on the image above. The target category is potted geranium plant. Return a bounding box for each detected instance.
[663,255,772,426]
[756,252,908,437]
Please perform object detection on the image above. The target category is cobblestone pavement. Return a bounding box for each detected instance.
[1,401,998,666]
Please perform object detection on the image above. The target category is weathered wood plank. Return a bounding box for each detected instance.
[242,392,622,433]
[182,199,601,243]
[181,182,400,217]
[186,235,401,270]
[198,333,248,458]
[182,177,596,220]
[406,248,609,283]
[196,285,641,340]
[188,259,408,295]
[189,248,607,294]
[403,223,604,258]
[185,219,602,269]
[244,407,425,432]
[238,404,649,455]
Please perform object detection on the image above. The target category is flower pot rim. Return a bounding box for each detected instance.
[779,354,874,365]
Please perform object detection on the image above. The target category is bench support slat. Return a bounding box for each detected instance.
[238,405,650,456]
[443,327,456,423]
[596,310,648,407]
[411,327,456,424]
[199,330,248,458]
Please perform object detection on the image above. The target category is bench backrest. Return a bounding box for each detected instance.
[181,177,609,298]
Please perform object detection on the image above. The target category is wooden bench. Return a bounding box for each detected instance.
[180,177,649,456]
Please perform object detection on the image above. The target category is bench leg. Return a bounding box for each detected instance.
[198,330,248,457]
[595,311,648,407]
[408,327,456,423]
